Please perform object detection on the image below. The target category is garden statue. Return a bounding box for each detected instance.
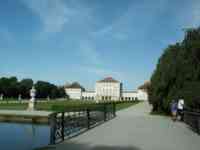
[47,96,50,101]
[27,86,36,111]
[0,94,3,100]
[18,94,21,101]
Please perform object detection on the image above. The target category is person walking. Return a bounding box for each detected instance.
[177,98,184,121]
[171,100,177,122]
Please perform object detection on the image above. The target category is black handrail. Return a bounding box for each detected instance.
[184,110,200,135]
[49,103,116,144]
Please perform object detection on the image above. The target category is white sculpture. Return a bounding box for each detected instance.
[28,86,36,111]
[30,87,36,102]
[47,96,50,101]
[18,94,22,101]
[0,94,3,100]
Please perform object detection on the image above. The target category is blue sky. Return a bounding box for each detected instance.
[0,0,200,90]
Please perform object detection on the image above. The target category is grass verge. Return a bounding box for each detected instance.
[0,99,140,111]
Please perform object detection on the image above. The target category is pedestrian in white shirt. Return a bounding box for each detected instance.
[177,99,184,121]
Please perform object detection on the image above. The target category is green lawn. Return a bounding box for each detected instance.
[0,102,27,110]
[116,101,139,111]
[0,99,139,111]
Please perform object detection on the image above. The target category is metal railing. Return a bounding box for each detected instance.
[49,103,116,144]
[184,110,200,135]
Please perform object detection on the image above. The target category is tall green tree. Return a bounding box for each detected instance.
[18,79,33,98]
[34,81,66,99]
[149,27,200,113]
[0,77,19,98]
[0,77,66,99]
[35,81,54,98]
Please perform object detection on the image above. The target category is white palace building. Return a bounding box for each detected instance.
[65,77,148,101]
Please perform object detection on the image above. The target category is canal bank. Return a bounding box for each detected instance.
[0,110,52,124]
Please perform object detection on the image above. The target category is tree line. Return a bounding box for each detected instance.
[0,76,67,99]
[148,27,200,113]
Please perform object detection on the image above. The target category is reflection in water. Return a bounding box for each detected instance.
[0,122,50,150]
[22,124,36,150]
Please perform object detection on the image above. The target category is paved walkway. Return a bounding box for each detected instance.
[47,102,200,150]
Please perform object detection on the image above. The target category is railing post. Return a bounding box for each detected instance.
[113,102,116,117]
[197,116,200,135]
[61,112,65,141]
[87,109,90,129]
[104,104,107,121]
[184,111,187,124]
[49,113,56,145]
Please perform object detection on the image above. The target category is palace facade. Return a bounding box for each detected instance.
[65,77,148,101]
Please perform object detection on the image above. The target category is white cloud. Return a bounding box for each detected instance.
[90,6,132,40]
[91,22,127,40]
[77,40,126,81]
[78,40,103,66]
[22,0,70,33]
[162,0,200,29]
[0,28,13,43]
[92,25,113,37]
[189,0,200,27]
[21,0,93,34]
[78,66,123,80]
[92,0,169,40]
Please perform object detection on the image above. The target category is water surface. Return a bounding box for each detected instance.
[0,122,50,150]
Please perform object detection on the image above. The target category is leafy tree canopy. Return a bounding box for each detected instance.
[149,27,200,112]
[0,77,66,99]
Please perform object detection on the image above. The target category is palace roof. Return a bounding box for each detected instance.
[97,77,119,83]
[65,82,85,90]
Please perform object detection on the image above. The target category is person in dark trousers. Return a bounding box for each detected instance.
[171,100,178,122]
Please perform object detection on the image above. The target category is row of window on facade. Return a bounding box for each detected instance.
[121,97,138,101]
[82,96,95,100]
[82,96,138,101]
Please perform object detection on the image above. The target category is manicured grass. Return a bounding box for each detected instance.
[0,99,95,110]
[150,111,169,116]
[116,101,139,111]
[36,100,97,111]
[0,103,27,110]
[0,99,139,111]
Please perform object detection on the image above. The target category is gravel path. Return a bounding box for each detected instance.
[47,102,200,150]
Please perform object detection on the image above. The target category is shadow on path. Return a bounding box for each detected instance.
[36,142,141,150]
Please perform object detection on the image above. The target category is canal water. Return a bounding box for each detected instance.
[0,122,50,150]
